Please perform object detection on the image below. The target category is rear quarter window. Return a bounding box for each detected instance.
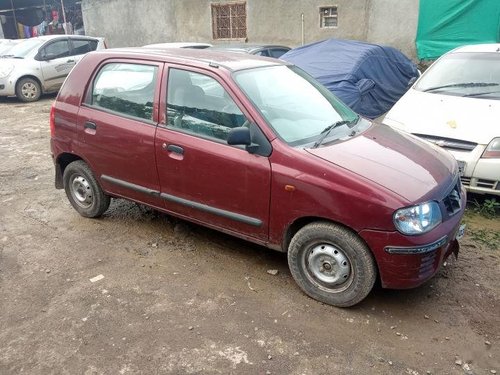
[90,63,157,121]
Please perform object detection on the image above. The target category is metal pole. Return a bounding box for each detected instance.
[60,0,67,34]
[10,0,19,39]
[301,13,304,46]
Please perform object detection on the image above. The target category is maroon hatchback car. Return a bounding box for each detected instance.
[50,48,466,307]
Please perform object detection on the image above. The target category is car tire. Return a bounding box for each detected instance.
[15,77,42,102]
[63,160,110,218]
[288,221,377,307]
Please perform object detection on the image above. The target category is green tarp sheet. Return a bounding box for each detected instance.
[416,0,500,60]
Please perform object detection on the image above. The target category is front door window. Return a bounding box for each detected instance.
[166,68,247,142]
[41,40,70,60]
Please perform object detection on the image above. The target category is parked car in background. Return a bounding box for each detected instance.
[281,39,419,119]
[383,44,500,196]
[210,44,291,58]
[0,35,106,102]
[143,42,212,49]
[50,48,465,307]
[0,39,22,56]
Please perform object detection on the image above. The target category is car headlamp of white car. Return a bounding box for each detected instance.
[0,64,14,79]
[482,138,500,159]
[393,201,442,235]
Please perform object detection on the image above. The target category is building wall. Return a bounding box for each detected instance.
[82,0,177,47]
[82,0,419,59]
[366,0,419,59]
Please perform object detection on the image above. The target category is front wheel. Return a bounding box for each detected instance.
[16,77,41,102]
[63,160,110,218]
[288,222,377,307]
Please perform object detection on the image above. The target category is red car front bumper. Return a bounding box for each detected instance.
[359,218,463,289]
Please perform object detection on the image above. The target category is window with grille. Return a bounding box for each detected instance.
[211,2,247,40]
[319,6,338,28]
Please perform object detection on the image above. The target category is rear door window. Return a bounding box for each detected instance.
[269,48,289,58]
[90,63,158,121]
[254,49,270,57]
[71,39,98,55]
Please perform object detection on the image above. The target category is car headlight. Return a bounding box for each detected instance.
[393,201,442,235]
[0,64,14,79]
[482,138,500,159]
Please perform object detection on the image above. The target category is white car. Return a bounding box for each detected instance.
[0,35,106,102]
[383,43,500,196]
[0,39,22,55]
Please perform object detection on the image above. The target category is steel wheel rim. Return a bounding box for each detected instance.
[21,82,38,99]
[303,243,353,292]
[70,175,93,208]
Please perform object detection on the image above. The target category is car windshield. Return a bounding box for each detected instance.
[2,39,44,58]
[233,65,362,146]
[414,52,500,99]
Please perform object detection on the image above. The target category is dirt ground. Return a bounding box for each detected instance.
[0,96,499,375]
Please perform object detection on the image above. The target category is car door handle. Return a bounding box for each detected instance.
[163,143,184,155]
[67,59,75,63]
[84,121,97,130]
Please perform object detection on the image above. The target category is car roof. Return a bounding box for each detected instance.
[451,43,500,54]
[98,47,288,72]
[143,42,212,49]
[24,35,103,42]
[210,44,291,53]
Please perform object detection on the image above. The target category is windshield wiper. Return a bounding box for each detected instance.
[423,82,499,92]
[0,54,23,59]
[462,90,500,98]
[312,118,357,148]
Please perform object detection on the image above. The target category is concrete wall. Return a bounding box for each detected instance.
[172,0,372,48]
[366,0,419,59]
[82,0,419,59]
[82,0,177,47]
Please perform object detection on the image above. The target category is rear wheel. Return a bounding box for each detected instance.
[16,77,41,102]
[288,222,377,307]
[63,160,110,218]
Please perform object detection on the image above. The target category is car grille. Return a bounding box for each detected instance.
[419,252,438,278]
[460,176,471,186]
[476,179,498,189]
[461,177,499,191]
[413,134,477,152]
[442,179,462,216]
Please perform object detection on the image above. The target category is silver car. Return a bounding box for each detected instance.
[0,35,106,102]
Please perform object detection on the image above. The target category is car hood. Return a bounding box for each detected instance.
[306,123,457,202]
[0,57,30,69]
[384,89,500,145]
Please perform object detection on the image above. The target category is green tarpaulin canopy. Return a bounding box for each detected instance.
[416,0,500,60]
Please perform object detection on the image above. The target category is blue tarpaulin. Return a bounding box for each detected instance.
[281,39,419,119]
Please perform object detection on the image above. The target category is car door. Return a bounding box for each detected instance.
[155,66,272,240]
[77,60,164,208]
[39,38,74,91]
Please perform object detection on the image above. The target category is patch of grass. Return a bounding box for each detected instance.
[471,197,500,219]
[468,228,500,250]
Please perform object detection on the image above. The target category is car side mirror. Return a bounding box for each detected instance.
[227,126,259,154]
[356,78,375,95]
